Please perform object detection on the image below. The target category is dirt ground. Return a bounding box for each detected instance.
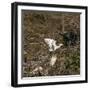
[21,10,80,77]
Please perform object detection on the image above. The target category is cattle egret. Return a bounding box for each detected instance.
[44,38,63,52]
[33,66,43,72]
[50,55,57,66]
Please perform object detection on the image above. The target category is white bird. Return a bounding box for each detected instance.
[33,66,43,72]
[50,55,57,66]
[44,38,63,52]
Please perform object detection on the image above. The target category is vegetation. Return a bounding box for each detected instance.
[22,10,80,77]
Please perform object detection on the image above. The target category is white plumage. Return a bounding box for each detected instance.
[33,66,43,72]
[44,38,63,52]
[50,55,57,66]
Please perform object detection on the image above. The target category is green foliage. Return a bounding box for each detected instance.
[64,48,80,74]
